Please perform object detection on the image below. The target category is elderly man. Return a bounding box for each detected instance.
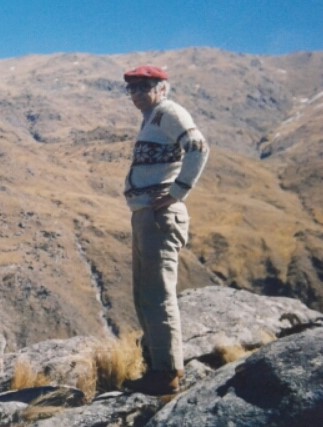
[123,65,209,395]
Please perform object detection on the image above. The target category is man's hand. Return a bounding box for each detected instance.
[152,194,177,211]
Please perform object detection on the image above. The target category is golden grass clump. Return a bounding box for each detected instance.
[75,354,98,402]
[212,330,276,366]
[10,331,145,406]
[11,359,51,390]
[94,331,145,393]
[214,344,252,364]
[73,331,145,399]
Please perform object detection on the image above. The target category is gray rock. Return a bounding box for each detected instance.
[1,335,112,392]
[1,287,322,426]
[181,359,215,390]
[32,391,161,427]
[146,327,323,427]
[0,333,5,377]
[0,334,6,355]
[179,286,322,362]
[0,385,84,406]
[0,401,27,426]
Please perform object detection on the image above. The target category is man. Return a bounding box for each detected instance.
[123,65,209,395]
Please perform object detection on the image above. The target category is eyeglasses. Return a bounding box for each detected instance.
[126,81,157,95]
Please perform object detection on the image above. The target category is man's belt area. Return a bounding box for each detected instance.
[124,183,171,198]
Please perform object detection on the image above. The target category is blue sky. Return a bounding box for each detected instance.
[0,0,322,59]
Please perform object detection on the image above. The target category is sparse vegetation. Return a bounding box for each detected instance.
[213,344,252,364]
[93,331,145,394]
[11,359,51,390]
[10,331,144,405]
[5,333,145,423]
[75,354,98,402]
[212,330,276,366]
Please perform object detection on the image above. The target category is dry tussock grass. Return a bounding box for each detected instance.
[6,332,145,423]
[11,359,51,390]
[93,331,145,394]
[214,344,253,364]
[10,331,144,415]
[75,353,98,402]
[74,331,145,400]
[212,330,276,365]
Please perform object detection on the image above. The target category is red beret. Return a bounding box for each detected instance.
[124,65,168,82]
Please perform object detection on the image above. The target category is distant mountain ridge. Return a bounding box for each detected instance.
[0,47,322,350]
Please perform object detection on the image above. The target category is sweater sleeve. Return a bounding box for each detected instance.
[170,128,209,200]
[160,102,210,200]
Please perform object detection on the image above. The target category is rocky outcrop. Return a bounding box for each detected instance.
[1,329,322,426]
[0,386,84,405]
[0,336,109,393]
[0,401,27,426]
[0,287,322,426]
[147,327,323,427]
[179,286,323,362]
[31,392,161,427]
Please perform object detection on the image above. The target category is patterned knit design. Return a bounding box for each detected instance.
[132,140,182,165]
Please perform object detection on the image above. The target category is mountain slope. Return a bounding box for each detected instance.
[0,48,322,350]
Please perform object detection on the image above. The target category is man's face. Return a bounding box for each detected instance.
[126,78,163,112]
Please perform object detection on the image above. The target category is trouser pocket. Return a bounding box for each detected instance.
[154,206,189,247]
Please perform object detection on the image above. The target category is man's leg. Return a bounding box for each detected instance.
[127,204,189,394]
[132,218,152,367]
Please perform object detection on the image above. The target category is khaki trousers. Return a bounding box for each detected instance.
[131,202,189,371]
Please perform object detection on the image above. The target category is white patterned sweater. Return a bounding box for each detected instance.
[124,98,210,211]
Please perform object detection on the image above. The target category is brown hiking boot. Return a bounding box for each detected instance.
[123,370,182,396]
